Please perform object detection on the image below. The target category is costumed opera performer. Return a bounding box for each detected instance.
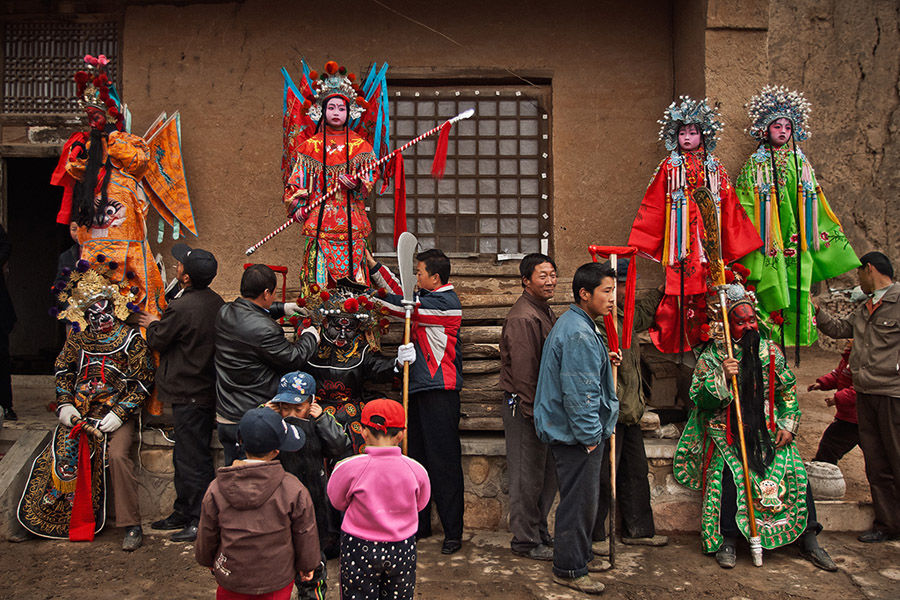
[673,272,836,571]
[628,96,761,353]
[16,262,153,551]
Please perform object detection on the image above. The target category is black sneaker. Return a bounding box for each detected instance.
[170,523,198,543]
[151,512,189,531]
[122,526,143,552]
[3,407,17,421]
[441,539,462,554]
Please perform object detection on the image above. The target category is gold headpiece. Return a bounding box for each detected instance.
[53,258,139,331]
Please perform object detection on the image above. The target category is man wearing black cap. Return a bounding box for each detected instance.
[138,242,224,542]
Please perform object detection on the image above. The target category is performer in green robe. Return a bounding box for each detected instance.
[673,278,836,571]
[736,85,859,348]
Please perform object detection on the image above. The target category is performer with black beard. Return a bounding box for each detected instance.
[673,277,836,571]
[299,283,414,453]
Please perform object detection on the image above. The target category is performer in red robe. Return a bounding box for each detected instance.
[629,97,762,352]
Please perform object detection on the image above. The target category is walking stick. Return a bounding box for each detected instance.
[694,187,764,566]
[245,109,475,256]
[396,232,419,455]
[608,253,619,569]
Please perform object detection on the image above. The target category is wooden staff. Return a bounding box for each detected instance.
[608,253,619,569]
[396,231,419,455]
[71,416,104,440]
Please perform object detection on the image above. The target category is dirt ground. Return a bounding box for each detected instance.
[1,530,898,600]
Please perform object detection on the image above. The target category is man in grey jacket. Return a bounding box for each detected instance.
[815,251,900,543]
[534,262,620,595]
[215,264,318,465]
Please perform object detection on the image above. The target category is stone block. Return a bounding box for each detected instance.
[653,500,702,533]
[467,456,491,485]
[463,492,502,530]
[639,410,660,431]
[140,449,174,474]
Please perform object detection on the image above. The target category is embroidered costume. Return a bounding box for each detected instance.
[281,61,390,292]
[736,85,860,346]
[629,97,762,352]
[18,264,153,540]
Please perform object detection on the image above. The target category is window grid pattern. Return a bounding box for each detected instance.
[3,21,118,114]
[373,88,550,256]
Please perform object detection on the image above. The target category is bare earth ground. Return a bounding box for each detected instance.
[0,530,898,600]
[0,346,888,599]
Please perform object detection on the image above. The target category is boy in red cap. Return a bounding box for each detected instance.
[327,399,431,599]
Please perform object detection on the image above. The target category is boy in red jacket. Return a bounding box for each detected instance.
[809,342,859,465]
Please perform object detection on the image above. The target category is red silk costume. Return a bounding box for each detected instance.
[628,150,761,352]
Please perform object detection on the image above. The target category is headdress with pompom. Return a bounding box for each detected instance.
[746,85,812,142]
[74,54,124,128]
[291,281,391,350]
[304,61,365,123]
[54,258,140,332]
[658,96,724,153]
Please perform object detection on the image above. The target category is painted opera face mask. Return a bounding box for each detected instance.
[85,106,107,131]
[767,118,793,148]
[325,97,349,129]
[85,299,116,334]
[677,123,702,152]
[728,303,758,342]
[323,314,362,350]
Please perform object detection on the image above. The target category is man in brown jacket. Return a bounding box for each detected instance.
[815,251,900,543]
[196,407,319,598]
[499,253,558,560]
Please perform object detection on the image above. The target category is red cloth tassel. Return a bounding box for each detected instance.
[381,151,407,246]
[430,122,452,179]
[603,313,619,353]
[588,245,638,348]
[767,345,777,432]
[67,423,95,541]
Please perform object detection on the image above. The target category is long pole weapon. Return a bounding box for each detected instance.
[396,231,419,455]
[608,252,619,569]
[245,109,475,256]
[694,187,763,567]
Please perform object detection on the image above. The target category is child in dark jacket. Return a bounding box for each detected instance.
[327,399,431,600]
[196,407,319,600]
[269,370,353,600]
[809,341,859,465]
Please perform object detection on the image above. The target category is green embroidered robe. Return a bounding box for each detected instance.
[673,337,809,552]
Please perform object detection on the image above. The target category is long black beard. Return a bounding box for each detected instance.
[74,128,112,228]
[729,328,776,476]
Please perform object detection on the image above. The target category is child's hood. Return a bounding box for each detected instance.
[216,461,286,509]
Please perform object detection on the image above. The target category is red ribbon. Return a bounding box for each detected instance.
[67,422,95,542]
[588,245,638,350]
[381,151,407,246]
[430,121,452,179]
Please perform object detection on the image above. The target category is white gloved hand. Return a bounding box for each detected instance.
[397,343,416,365]
[98,412,124,433]
[301,325,320,343]
[284,302,300,315]
[58,404,81,427]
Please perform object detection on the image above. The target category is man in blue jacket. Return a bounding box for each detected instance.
[534,261,620,595]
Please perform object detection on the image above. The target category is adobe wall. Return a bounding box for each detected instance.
[119,0,675,296]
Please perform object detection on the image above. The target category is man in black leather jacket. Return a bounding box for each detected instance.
[214,264,319,465]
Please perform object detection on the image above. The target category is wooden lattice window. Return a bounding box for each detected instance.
[371,86,552,257]
[2,21,119,114]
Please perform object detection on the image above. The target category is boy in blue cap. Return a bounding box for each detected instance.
[269,371,353,599]
[196,407,319,600]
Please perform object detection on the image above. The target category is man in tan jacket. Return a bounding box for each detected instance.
[815,251,900,543]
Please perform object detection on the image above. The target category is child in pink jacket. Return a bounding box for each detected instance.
[327,399,431,600]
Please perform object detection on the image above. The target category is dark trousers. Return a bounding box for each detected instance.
[408,389,464,541]
[550,443,604,579]
[217,422,245,467]
[172,400,216,523]
[719,463,821,539]
[856,392,900,534]
[813,418,860,465]
[593,422,655,540]
[502,397,557,551]
[339,533,416,600]
[0,329,11,410]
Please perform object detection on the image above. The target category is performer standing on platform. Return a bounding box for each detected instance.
[673,273,836,571]
[283,61,388,292]
[737,85,860,349]
[629,96,761,353]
